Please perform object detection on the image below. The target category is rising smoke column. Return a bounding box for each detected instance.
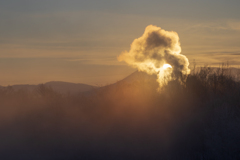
[118,25,190,88]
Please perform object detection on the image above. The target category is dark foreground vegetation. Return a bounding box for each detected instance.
[0,67,240,160]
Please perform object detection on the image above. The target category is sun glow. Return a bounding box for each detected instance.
[137,62,173,88]
[157,63,173,88]
[162,64,172,70]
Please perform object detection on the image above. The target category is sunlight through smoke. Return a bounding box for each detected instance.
[162,64,172,70]
[118,25,190,89]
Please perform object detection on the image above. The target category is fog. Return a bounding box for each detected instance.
[0,66,240,159]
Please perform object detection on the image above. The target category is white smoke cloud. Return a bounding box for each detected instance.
[118,25,190,88]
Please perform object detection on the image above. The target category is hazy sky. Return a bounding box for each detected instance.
[1,0,240,85]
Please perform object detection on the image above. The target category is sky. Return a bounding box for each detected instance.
[0,0,240,86]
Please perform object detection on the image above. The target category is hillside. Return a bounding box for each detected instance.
[0,67,240,159]
[2,81,96,94]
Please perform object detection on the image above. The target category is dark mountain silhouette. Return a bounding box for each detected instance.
[0,66,240,160]
[1,67,239,95]
[2,81,96,94]
[120,70,156,82]
[101,70,158,90]
[44,81,96,94]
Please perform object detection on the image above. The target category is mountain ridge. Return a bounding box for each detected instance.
[1,67,240,94]
[1,81,97,94]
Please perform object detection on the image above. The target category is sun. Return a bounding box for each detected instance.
[162,64,172,70]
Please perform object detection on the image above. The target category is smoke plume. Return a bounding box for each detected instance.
[118,25,190,88]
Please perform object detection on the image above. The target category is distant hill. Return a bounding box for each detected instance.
[2,67,240,95]
[2,81,97,94]
[44,81,96,94]
[119,71,157,84]
[96,71,159,97]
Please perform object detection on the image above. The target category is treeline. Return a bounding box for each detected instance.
[0,66,240,160]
